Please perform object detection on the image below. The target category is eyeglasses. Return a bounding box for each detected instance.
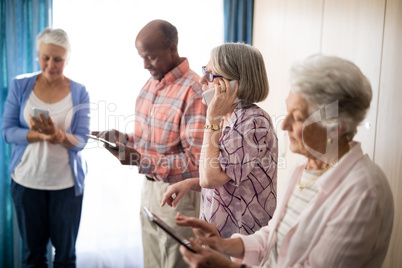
[202,66,223,82]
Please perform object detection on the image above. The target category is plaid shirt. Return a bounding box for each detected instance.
[131,58,206,183]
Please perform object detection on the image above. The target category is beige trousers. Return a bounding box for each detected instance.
[140,177,200,268]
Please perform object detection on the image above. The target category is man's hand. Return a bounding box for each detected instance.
[104,140,141,166]
[92,129,128,145]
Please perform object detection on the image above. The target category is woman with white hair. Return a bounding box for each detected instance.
[175,54,394,268]
[2,27,90,267]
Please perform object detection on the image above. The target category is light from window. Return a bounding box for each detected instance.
[53,1,223,267]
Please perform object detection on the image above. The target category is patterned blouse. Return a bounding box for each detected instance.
[201,102,278,238]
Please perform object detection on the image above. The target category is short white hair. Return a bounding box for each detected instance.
[36,27,71,56]
[290,54,372,140]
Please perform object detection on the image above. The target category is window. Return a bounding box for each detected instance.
[53,1,223,267]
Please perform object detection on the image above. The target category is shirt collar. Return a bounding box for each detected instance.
[160,57,189,85]
[315,141,364,193]
[225,101,253,128]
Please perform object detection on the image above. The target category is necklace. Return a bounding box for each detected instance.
[297,145,350,191]
[298,164,334,191]
[298,144,351,191]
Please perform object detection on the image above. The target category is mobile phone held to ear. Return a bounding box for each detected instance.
[85,134,117,149]
[32,107,50,120]
[202,80,240,107]
[143,207,197,253]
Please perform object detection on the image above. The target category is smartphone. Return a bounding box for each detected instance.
[86,134,117,149]
[143,207,196,253]
[32,107,50,120]
[202,80,240,107]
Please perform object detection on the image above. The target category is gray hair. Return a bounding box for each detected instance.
[290,54,372,140]
[36,27,71,56]
[210,43,269,103]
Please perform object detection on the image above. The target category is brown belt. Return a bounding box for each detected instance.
[146,176,155,181]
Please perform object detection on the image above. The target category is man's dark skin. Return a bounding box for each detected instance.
[93,20,183,165]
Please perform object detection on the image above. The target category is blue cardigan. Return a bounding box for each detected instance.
[1,73,91,196]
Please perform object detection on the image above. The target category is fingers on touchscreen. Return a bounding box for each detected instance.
[143,207,196,253]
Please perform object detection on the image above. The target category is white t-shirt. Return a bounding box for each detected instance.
[12,90,74,190]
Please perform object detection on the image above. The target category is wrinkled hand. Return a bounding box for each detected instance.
[207,79,238,122]
[176,213,223,251]
[44,129,66,144]
[180,238,235,268]
[161,180,193,208]
[30,114,56,135]
[104,140,141,166]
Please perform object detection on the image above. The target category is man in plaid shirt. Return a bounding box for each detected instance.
[97,20,206,267]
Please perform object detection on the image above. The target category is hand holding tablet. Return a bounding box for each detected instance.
[143,207,196,253]
[86,134,117,149]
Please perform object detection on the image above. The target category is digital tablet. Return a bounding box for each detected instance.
[86,134,117,149]
[143,207,196,253]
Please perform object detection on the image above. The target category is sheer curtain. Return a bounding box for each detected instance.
[53,1,223,267]
[0,1,52,267]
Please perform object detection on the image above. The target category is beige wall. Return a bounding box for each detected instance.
[253,0,401,267]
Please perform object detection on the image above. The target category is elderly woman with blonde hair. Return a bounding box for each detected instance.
[175,54,394,268]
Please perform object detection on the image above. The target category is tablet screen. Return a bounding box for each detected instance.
[143,207,196,253]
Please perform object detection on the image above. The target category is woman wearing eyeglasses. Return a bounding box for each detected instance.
[162,43,278,238]
[175,55,394,268]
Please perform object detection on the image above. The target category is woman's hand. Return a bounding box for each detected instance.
[176,213,246,259]
[161,178,201,208]
[28,115,77,147]
[29,114,57,135]
[207,79,238,122]
[176,213,223,251]
[44,129,66,144]
[180,238,240,268]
